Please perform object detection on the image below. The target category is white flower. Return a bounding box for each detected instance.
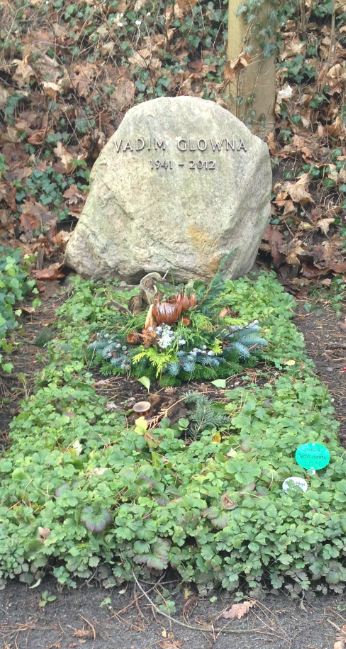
[157,324,175,349]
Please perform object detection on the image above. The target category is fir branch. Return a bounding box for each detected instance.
[185,392,229,437]
[198,251,235,315]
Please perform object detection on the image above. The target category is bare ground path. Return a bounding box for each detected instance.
[0,578,345,649]
[295,302,346,445]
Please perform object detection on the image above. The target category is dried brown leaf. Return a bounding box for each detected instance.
[262,226,286,267]
[13,57,36,85]
[284,174,314,205]
[33,52,64,85]
[222,600,256,620]
[301,263,328,279]
[51,230,71,247]
[159,640,183,649]
[286,239,305,266]
[7,167,32,182]
[63,184,86,216]
[70,63,97,97]
[129,48,151,67]
[266,131,277,155]
[27,129,47,145]
[20,199,55,232]
[54,142,75,172]
[73,628,94,639]
[316,218,334,235]
[110,79,135,111]
[182,594,198,619]
[312,240,346,273]
[224,53,250,83]
[333,642,344,649]
[281,37,305,59]
[327,63,344,80]
[0,182,17,211]
[324,116,345,138]
[176,0,198,11]
[32,263,65,281]
[220,493,237,510]
[42,81,61,97]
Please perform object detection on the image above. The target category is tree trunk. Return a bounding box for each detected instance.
[227,0,276,138]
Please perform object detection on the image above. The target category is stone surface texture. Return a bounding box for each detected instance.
[65,96,272,281]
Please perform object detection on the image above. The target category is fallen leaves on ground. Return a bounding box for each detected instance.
[159,640,183,649]
[284,174,314,206]
[0,0,344,289]
[334,624,346,649]
[73,627,94,639]
[221,600,256,620]
[32,263,65,281]
[20,200,56,233]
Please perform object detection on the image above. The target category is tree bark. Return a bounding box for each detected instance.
[227,0,276,138]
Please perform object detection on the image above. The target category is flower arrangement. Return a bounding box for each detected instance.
[88,277,268,385]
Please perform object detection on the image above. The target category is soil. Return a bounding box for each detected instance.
[0,279,345,649]
[295,301,346,445]
[0,577,345,649]
[0,281,66,451]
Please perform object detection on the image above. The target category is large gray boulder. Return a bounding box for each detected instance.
[65,96,271,281]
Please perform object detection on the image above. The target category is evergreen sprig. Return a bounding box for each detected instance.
[197,251,235,316]
[185,391,229,437]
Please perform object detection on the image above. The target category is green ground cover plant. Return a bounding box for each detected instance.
[0,272,345,595]
[0,246,38,373]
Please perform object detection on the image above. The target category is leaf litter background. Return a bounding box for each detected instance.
[0,0,345,289]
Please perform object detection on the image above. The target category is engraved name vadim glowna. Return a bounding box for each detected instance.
[113,137,247,153]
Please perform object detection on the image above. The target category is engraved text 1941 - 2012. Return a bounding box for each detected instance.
[114,136,247,172]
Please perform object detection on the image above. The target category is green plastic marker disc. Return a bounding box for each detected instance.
[295,443,330,471]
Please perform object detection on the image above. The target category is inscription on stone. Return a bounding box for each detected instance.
[65,96,272,282]
[114,136,247,172]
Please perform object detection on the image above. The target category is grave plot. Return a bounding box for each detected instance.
[0,92,345,598]
[0,270,344,596]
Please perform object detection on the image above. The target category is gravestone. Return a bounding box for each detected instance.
[65,96,271,281]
